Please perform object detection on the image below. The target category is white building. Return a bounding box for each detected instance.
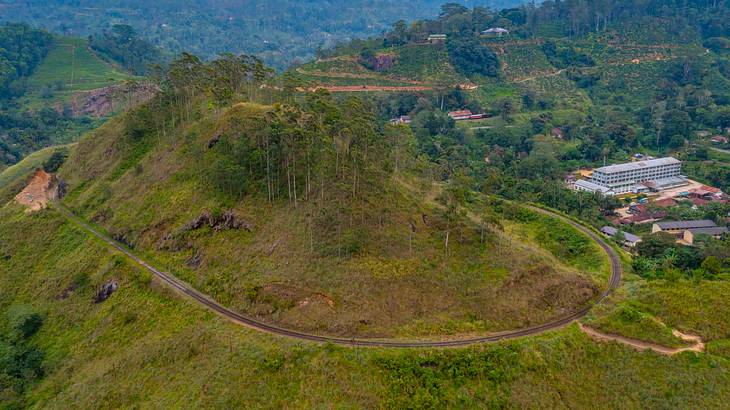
[579,157,687,195]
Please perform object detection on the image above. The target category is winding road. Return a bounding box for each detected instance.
[54,202,622,348]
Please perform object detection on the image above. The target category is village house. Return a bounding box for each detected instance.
[600,226,642,248]
[651,220,718,237]
[683,226,729,245]
[711,135,729,144]
[447,110,489,121]
[427,34,447,44]
[448,110,473,120]
[389,115,412,125]
[482,28,510,37]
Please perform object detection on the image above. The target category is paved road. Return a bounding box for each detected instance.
[55,202,622,348]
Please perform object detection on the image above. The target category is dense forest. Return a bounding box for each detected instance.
[0,23,51,98]
[0,0,523,69]
[89,24,165,75]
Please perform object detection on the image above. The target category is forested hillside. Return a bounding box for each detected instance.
[0,0,523,69]
[0,24,51,98]
[296,0,730,195]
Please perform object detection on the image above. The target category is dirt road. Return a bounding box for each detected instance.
[579,324,705,355]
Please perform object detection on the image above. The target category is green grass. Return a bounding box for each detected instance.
[586,299,689,348]
[2,204,730,408]
[45,102,619,340]
[0,146,65,189]
[21,37,132,109]
[502,206,610,280]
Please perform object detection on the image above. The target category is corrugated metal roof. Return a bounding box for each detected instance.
[575,179,612,193]
[594,157,681,175]
[601,226,641,243]
[688,227,729,236]
[655,220,716,230]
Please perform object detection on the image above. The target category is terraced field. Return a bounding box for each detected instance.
[21,37,133,109]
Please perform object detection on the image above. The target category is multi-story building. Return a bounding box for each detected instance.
[576,157,687,195]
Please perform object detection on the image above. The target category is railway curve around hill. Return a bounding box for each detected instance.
[54,201,622,348]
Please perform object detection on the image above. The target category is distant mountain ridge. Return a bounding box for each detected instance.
[0,0,525,69]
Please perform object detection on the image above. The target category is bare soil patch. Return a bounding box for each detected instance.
[14,169,60,212]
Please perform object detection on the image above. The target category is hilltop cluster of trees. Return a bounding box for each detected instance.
[89,24,164,75]
[0,23,52,98]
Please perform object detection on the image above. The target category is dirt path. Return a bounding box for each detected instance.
[512,49,705,84]
[296,67,425,85]
[299,85,433,93]
[579,324,705,355]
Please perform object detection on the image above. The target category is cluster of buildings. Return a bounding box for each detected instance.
[602,219,728,249]
[582,156,728,248]
[573,157,687,196]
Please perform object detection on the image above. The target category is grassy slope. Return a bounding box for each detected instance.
[50,102,609,339]
[1,204,729,408]
[20,37,132,110]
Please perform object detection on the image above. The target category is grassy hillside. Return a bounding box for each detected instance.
[50,100,610,339]
[1,202,730,408]
[0,50,729,407]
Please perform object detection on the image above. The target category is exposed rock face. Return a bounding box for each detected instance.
[370,54,395,71]
[62,82,158,118]
[158,210,254,251]
[14,169,61,212]
[184,210,255,232]
[94,280,119,303]
[207,134,222,149]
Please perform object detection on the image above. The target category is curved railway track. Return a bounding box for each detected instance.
[55,202,622,348]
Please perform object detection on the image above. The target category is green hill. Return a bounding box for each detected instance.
[1,52,730,407]
[2,1,730,407]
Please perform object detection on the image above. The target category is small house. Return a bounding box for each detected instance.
[652,220,717,236]
[427,34,447,44]
[601,226,642,248]
[389,116,412,125]
[683,227,729,245]
[448,110,473,120]
[482,28,510,37]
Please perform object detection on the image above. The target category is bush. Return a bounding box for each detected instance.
[446,35,499,77]
[42,149,69,173]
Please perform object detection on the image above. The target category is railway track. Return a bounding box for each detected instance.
[54,202,622,348]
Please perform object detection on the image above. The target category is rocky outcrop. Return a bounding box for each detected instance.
[65,82,158,118]
[184,210,255,232]
[94,280,119,303]
[158,210,254,252]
